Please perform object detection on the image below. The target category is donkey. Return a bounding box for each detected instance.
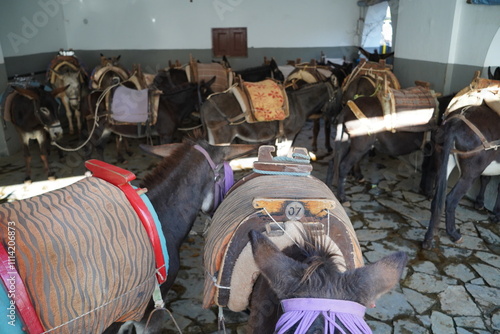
[50,65,85,135]
[423,104,500,249]
[248,229,408,333]
[200,80,339,156]
[2,85,67,182]
[328,92,454,204]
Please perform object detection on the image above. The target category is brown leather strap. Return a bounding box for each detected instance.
[447,113,492,149]
[346,100,374,135]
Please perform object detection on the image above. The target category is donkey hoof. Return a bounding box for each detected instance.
[24,179,32,185]
[454,236,464,244]
[48,175,56,181]
[342,201,351,207]
[421,239,434,250]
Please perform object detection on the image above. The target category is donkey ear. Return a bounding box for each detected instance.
[51,85,70,98]
[347,252,408,308]
[139,143,184,158]
[205,75,216,88]
[220,144,259,161]
[249,230,306,298]
[13,86,38,100]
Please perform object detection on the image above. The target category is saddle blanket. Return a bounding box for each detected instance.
[0,177,157,333]
[242,79,288,122]
[111,86,150,124]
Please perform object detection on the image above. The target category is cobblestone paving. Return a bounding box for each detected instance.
[0,122,499,334]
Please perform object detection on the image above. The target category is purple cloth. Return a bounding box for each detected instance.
[276,298,372,334]
[111,86,149,123]
[193,145,234,210]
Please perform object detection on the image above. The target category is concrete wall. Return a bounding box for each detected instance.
[393,0,500,95]
[0,0,360,76]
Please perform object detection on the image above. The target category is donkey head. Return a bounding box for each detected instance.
[50,67,82,109]
[100,53,121,67]
[13,85,66,141]
[249,229,407,333]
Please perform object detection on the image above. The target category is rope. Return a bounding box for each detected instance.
[261,207,301,248]
[52,75,135,152]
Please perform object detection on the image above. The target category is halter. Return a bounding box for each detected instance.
[32,100,62,138]
[276,298,372,334]
[194,145,234,210]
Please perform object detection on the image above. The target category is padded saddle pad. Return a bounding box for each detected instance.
[110,85,150,124]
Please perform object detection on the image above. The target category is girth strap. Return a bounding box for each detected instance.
[0,243,45,333]
[85,160,167,284]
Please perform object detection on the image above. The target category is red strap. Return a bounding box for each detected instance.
[85,160,167,284]
[0,243,45,334]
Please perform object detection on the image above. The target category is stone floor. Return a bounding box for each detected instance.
[0,121,499,334]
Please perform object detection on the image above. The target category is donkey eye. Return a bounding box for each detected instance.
[40,107,51,116]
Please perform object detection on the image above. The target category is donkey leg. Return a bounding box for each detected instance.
[62,98,74,135]
[492,182,500,223]
[24,155,32,183]
[38,137,55,180]
[444,177,476,243]
[75,108,82,135]
[115,136,126,164]
[337,151,362,203]
[474,175,490,210]
[323,116,333,153]
[312,118,320,152]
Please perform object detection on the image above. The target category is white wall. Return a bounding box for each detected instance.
[0,0,359,56]
[0,0,68,57]
[453,0,500,67]
[395,0,457,63]
[395,0,500,67]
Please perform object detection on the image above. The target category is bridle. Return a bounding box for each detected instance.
[194,145,234,211]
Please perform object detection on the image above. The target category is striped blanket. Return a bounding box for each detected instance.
[0,177,156,334]
[203,174,363,312]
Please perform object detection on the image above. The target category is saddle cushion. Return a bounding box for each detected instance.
[47,56,86,84]
[445,75,500,117]
[0,177,156,333]
[91,65,130,90]
[342,59,401,93]
[110,86,150,124]
[187,62,231,93]
[242,79,289,122]
[345,86,438,136]
[1,89,17,123]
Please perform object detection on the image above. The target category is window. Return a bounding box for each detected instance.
[212,27,248,57]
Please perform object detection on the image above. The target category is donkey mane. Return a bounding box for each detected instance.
[288,230,345,286]
[139,131,206,189]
